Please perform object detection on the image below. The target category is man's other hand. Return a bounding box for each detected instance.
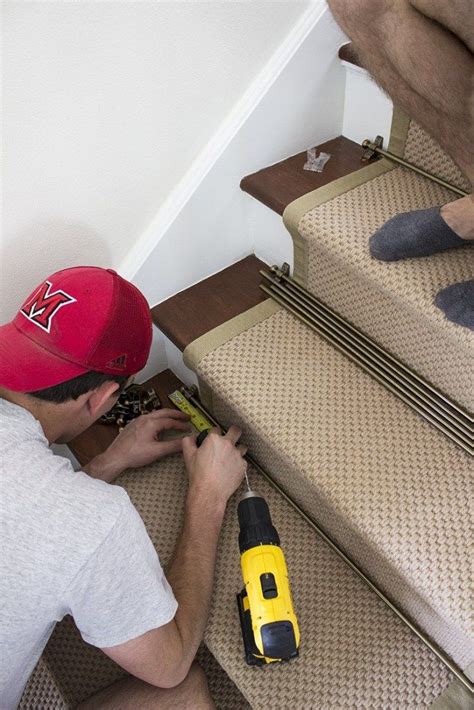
[86,409,191,482]
[182,426,248,508]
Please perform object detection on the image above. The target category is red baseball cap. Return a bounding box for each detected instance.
[0,266,153,392]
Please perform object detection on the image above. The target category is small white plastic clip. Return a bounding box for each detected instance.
[303,149,331,173]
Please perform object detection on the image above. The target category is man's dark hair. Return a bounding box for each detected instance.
[28,371,129,404]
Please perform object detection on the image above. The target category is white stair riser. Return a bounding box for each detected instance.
[341,60,393,148]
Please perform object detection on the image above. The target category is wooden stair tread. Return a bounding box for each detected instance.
[151,255,267,352]
[338,42,363,69]
[240,136,367,215]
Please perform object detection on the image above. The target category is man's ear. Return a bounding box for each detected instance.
[86,381,121,418]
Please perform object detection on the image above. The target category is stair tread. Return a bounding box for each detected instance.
[68,371,452,705]
[151,255,267,352]
[286,159,474,410]
[187,305,473,668]
[119,454,451,707]
[240,136,368,215]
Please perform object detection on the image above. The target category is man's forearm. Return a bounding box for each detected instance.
[165,489,226,674]
[83,451,123,483]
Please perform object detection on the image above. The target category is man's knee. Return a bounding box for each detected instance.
[78,663,213,710]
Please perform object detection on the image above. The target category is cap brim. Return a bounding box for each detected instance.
[0,322,88,392]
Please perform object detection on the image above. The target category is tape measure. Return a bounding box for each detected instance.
[168,390,213,432]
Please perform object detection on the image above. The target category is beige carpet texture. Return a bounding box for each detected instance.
[22,457,454,708]
[283,109,473,411]
[185,304,473,670]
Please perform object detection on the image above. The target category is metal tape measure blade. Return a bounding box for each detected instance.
[168,390,213,432]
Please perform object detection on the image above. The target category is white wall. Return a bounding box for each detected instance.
[1,0,310,321]
[131,2,346,307]
[131,2,345,383]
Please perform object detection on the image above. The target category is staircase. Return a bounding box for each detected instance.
[22,48,473,709]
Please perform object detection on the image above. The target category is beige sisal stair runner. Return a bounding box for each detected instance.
[184,303,472,673]
[21,457,454,708]
[180,111,473,685]
[283,108,473,411]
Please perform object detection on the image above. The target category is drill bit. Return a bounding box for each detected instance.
[244,468,251,492]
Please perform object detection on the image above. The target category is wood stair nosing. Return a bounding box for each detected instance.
[240,135,370,215]
[152,132,381,356]
[151,255,268,353]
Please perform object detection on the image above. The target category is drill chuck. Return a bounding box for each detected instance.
[238,492,280,553]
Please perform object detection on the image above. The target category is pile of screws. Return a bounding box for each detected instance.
[100,384,161,429]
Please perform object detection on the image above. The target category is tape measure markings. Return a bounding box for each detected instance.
[168,390,213,432]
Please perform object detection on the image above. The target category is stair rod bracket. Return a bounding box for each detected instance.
[270,263,290,281]
[361,137,468,197]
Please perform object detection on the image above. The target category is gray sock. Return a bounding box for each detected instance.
[369,206,468,261]
[435,280,474,330]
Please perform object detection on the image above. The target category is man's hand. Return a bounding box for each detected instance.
[182,426,247,509]
[102,423,248,688]
[85,409,191,483]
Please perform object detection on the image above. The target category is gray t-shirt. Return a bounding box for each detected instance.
[0,399,178,709]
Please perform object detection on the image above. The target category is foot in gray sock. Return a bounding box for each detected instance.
[369,207,468,261]
[435,280,474,330]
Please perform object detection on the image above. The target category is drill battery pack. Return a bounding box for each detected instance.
[237,589,299,666]
[237,492,300,666]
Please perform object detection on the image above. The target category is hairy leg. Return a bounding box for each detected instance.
[77,662,215,710]
[328,0,474,183]
[409,0,474,52]
[329,0,473,326]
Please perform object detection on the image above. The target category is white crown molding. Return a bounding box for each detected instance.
[119,1,327,281]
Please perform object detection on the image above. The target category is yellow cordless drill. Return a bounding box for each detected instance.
[183,407,300,667]
[236,489,300,666]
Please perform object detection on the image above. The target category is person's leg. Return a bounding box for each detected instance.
[327,0,474,329]
[327,0,474,183]
[77,662,215,710]
[409,0,474,53]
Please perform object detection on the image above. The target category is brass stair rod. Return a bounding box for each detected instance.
[362,139,468,197]
[261,271,472,439]
[261,282,472,453]
[181,386,474,694]
[278,273,471,425]
[260,283,472,454]
[278,281,472,435]
[273,269,473,425]
[262,281,472,448]
[262,276,472,443]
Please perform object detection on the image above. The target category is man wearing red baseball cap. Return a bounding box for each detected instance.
[0,266,247,708]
